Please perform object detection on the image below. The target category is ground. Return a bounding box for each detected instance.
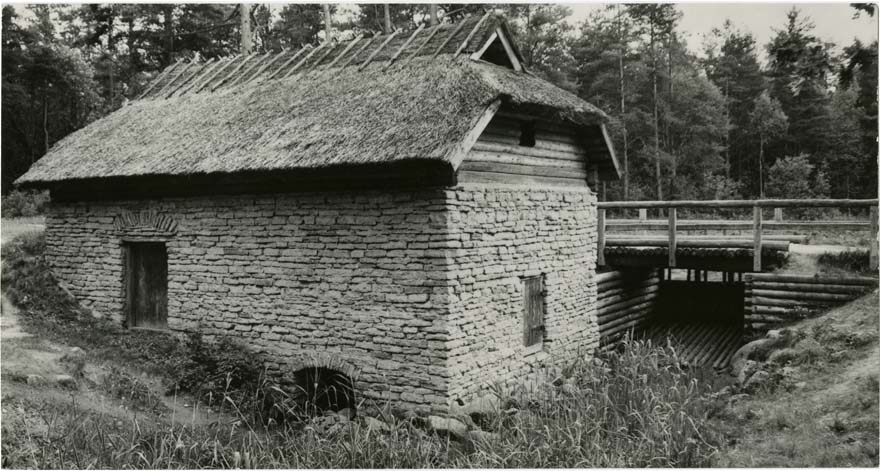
[1,218,229,468]
[1,217,877,468]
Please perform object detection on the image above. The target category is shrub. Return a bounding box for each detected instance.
[817,250,873,276]
[1,190,50,218]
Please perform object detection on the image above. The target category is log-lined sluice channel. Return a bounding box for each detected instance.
[598,268,745,369]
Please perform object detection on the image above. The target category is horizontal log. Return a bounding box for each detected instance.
[596,270,626,284]
[606,220,869,232]
[598,301,654,327]
[745,288,858,302]
[748,304,815,316]
[471,141,586,162]
[606,237,790,251]
[596,270,659,290]
[743,312,791,323]
[598,199,879,209]
[597,286,659,310]
[598,278,660,299]
[601,313,651,338]
[466,149,586,169]
[597,293,658,318]
[745,296,817,308]
[479,129,584,154]
[457,170,587,188]
[750,281,873,294]
[460,160,588,179]
[745,273,879,286]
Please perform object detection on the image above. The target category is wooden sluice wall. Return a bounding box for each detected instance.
[744,273,879,331]
[596,269,661,350]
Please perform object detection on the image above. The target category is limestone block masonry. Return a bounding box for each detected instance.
[44,184,598,413]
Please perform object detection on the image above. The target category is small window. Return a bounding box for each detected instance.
[519,120,536,147]
[523,275,545,347]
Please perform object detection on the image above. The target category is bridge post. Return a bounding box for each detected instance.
[753,206,763,272]
[870,206,878,271]
[598,208,606,267]
[774,208,783,222]
[639,208,647,221]
[668,207,677,268]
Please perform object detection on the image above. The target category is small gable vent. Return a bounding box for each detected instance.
[471,27,523,71]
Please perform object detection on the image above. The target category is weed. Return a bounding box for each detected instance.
[817,250,874,276]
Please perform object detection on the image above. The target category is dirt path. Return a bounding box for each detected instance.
[1,219,227,429]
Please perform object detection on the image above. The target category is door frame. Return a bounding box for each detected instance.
[121,238,170,330]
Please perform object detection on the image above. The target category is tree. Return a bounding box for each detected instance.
[765,154,829,200]
[702,21,765,182]
[628,4,680,200]
[748,92,788,197]
[502,5,576,88]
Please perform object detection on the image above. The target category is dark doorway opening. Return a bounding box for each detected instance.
[124,242,168,329]
[292,367,356,414]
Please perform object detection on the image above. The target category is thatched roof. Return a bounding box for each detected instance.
[17,13,617,189]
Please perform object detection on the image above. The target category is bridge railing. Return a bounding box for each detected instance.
[596,199,879,271]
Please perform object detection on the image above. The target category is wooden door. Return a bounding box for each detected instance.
[127,243,168,329]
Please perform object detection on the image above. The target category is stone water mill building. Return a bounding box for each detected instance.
[16,13,620,413]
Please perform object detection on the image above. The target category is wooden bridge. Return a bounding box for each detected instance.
[595,198,879,367]
[597,198,879,273]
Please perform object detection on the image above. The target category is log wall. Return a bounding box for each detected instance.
[596,268,662,350]
[458,114,592,188]
[744,273,878,331]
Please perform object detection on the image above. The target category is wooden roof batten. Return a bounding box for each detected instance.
[137,13,530,102]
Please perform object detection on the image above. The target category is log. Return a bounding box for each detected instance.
[605,220,869,232]
[871,205,879,270]
[746,289,858,302]
[753,206,763,272]
[595,270,625,284]
[750,281,872,295]
[745,296,817,308]
[744,313,789,323]
[598,208,606,266]
[745,273,879,286]
[748,305,814,316]
[598,301,654,328]
[605,237,789,250]
[597,293,658,318]
[598,274,660,290]
[668,208,677,267]
[597,198,879,209]
[597,285,660,309]
[601,313,652,338]
[598,277,660,299]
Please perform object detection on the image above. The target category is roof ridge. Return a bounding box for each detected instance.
[135,13,507,101]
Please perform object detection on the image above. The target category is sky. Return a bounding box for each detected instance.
[564,3,878,60]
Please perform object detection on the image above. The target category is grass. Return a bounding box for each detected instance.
[1,231,723,468]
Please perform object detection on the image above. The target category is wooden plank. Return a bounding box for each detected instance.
[155,58,199,98]
[598,209,606,267]
[746,289,858,302]
[746,273,879,286]
[265,46,311,80]
[245,48,289,83]
[135,59,183,100]
[459,161,587,179]
[457,170,589,188]
[175,57,226,97]
[605,220,870,231]
[358,31,399,71]
[193,56,239,93]
[467,150,585,169]
[471,141,586,162]
[480,130,585,154]
[492,25,523,71]
[750,281,872,294]
[639,209,647,221]
[431,17,471,59]
[447,100,501,170]
[211,54,258,91]
[469,30,498,60]
[668,208,677,268]
[598,198,879,209]
[753,206,762,272]
[386,24,425,68]
[453,12,493,58]
[323,35,363,69]
[774,208,783,222]
[407,22,444,62]
[309,42,341,71]
[605,238,790,250]
[166,58,215,98]
[871,205,879,270]
[226,51,272,87]
[339,36,376,70]
[283,42,328,78]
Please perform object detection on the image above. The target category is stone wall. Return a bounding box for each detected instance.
[442,185,598,400]
[45,190,453,412]
[44,185,599,411]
